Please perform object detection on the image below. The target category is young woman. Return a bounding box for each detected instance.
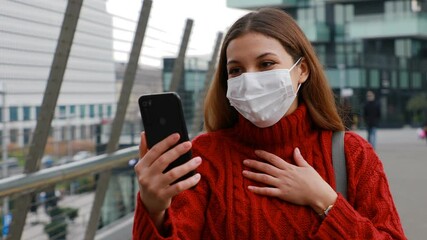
[133,8,406,239]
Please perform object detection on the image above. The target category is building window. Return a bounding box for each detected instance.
[89,105,95,118]
[334,4,345,25]
[80,125,87,139]
[23,106,31,121]
[10,129,18,144]
[348,69,361,87]
[391,71,398,88]
[369,69,380,88]
[70,105,76,117]
[36,106,41,120]
[10,107,18,122]
[98,104,104,118]
[90,124,97,139]
[70,125,76,140]
[354,1,384,15]
[336,44,345,64]
[80,105,86,118]
[317,4,326,22]
[344,4,354,22]
[163,72,173,91]
[61,126,67,141]
[315,45,326,65]
[59,105,66,119]
[24,128,31,145]
[400,71,409,89]
[395,39,411,58]
[412,72,422,89]
[388,1,411,14]
[360,69,367,87]
[107,105,112,117]
[326,69,340,88]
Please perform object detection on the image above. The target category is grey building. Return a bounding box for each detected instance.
[0,0,117,148]
[227,0,427,128]
[112,62,162,146]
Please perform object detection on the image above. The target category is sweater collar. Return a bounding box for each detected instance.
[230,103,314,147]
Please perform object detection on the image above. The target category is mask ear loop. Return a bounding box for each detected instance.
[296,83,302,93]
[292,82,303,99]
[290,57,303,95]
[289,57,303,71]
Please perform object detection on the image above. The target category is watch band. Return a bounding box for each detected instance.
[319,204,334,219]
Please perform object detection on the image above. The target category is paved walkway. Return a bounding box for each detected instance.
[22,192,94,240]
[354,127,427,240]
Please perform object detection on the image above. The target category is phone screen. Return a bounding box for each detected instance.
[138,92,195,182]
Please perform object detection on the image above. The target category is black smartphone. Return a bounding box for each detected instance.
[138,92,195,183]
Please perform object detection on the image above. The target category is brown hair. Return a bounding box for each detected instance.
[204,8,344,132]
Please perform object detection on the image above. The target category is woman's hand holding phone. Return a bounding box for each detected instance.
[134,131,202,229]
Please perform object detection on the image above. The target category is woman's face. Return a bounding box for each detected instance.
[225,31,307,115]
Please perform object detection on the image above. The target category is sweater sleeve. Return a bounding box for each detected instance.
[311,132,406,239]
[132,136,211,240]
[132,194,173,240]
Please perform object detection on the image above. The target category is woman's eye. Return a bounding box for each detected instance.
[261,61,275,68]
[228,68,241,77]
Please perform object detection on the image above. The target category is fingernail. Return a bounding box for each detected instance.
[194,173,201,180]
[295,147,300,154]
[193,157,201,165]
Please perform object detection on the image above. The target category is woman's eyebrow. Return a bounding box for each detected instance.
[227,52,277,65]
[256,52,277,59]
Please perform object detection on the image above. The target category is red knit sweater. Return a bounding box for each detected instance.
[133,104,406,239]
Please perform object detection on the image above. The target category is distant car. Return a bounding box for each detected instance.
[72,151,93,161]
[41,155,54,168]
[58,156,74,165]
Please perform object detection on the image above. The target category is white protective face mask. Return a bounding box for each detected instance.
[226,58,302,128]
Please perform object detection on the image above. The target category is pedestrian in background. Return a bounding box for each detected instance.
[133,8,405,239]
[423,120,427,144]
[363,90,381,149]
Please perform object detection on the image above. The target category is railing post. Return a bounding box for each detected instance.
[7,0,83,239]
[83,1,152,239]
[168,19,194,92]
[1,83,9,221]
[191,32,223,135]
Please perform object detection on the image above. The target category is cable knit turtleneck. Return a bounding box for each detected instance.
[133,104,406,240]
[232,102,314,146]
[228,104,321,167]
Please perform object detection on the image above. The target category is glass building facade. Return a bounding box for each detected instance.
[227,0,427,128]
[163,57,209,135]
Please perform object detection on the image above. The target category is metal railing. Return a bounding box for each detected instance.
[0,147,138,199]
[0,147,139,240]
